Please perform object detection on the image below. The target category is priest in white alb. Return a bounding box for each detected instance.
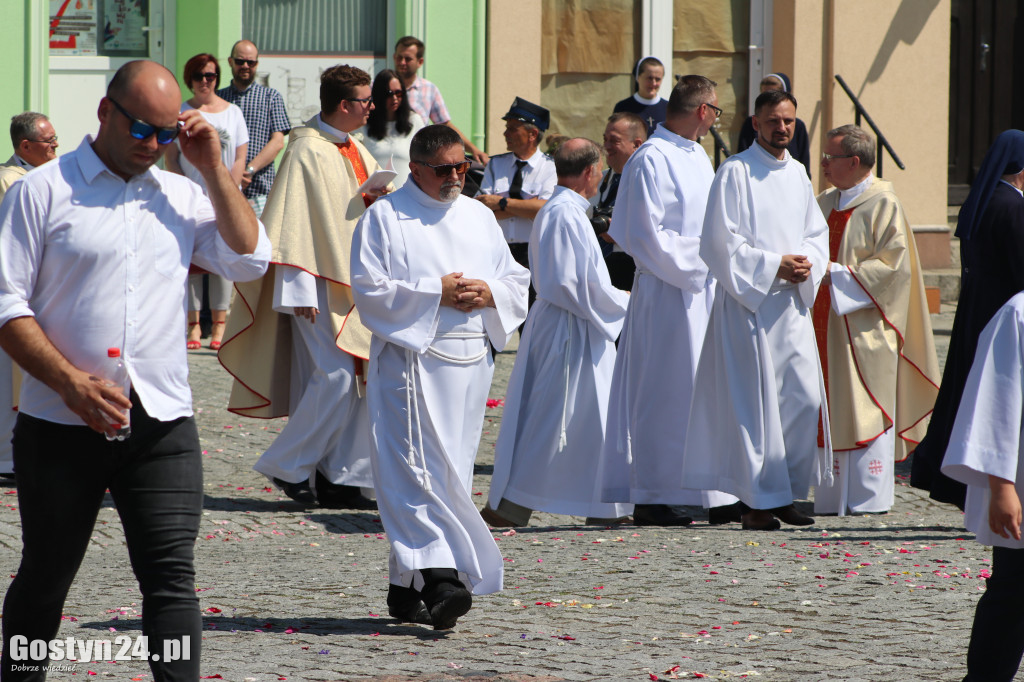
[351,125,529,630]
[682,89,830,531]
[219,65,384,510]
[483,138,631,527]
[812,125,940,515]
[597,75,739,526]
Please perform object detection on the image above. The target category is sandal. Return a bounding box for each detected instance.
[209,320,226,350]
[186,321,201,350]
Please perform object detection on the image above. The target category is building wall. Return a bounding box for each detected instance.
[175,0,242,94]
[0,1,49,161]
[776,0,950,228]
[424,0,486,152]
[488,0,543,155]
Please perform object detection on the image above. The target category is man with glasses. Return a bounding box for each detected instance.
[0,112,59,482]
[811,124,940,516]
[597,75,737,527]
[352,124,529,630]
[683,88,829,531]
[222,65,386,511]
[218,39,291,216]
[477,97,557,307]
[0,60,269,680]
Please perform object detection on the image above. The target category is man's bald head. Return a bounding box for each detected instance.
[228,41,260,89]
[94,60,182,180]
[231,40,259,60]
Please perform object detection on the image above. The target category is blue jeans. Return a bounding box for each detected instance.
[1,399,202,681]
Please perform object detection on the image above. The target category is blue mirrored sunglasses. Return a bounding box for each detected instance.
[108,97,180,145]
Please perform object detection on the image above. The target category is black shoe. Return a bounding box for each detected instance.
[770,503,815,526]
[741,509,782,531]
[314,471,378,510]
[272,477,317,505]
[387,584,431,625]
[633,504,692,526]
[420,568,472,630]
[707,502,743,525]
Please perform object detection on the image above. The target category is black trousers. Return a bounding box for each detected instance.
[507,242,536,311]
[964,545,1024,682]
[1,400,202,682]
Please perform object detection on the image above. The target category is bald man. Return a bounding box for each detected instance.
[0,60,270,679]
[218,39,291,216]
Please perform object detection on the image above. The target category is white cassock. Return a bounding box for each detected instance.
[682,143,831,509]
[351,180,530,595]
[942,293,1024,549]
[598,124,736,507]
[489,185,632,518]
[252,268,373,488]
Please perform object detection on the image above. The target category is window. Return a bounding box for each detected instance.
[243,0,386,55]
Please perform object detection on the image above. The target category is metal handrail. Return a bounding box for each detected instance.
[710,126,731,168]
[834,74,905,177]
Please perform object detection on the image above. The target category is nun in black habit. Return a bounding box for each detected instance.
[910,129,1024,509]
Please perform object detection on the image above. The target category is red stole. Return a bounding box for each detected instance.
[814,207,854,446]
[336,139,371,208]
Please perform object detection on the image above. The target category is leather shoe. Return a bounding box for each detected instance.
[633,504,692,526]
[480,505,522,527]
[741,509,781,531]
[387,584,431,625]
[770,504,815,526]
[272,477,317,505]
[707,502,743,525]
[314,471,378,510]
[420,568,472,630]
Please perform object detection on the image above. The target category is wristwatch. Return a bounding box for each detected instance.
[498,197,508,211]
[246,165,256,175]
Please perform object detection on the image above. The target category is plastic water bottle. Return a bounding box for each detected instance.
[105,348,131,441]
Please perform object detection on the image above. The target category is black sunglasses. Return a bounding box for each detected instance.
[231,58,257,67]
[193,72,218,83]
[386,89,403,98]
[415,160,472,177]
[108,97,180,145]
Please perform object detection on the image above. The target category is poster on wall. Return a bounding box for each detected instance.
[49,0,99,56]
[102,0,148,55]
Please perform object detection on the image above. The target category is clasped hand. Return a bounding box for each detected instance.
[441,272,493,311]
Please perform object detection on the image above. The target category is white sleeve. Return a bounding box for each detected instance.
[272,266,319,313]
[829,262,874,315]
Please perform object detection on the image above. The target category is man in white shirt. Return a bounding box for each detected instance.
[682,88,829,531]
[483,138,631,527]
[352,124,529,629]
[598,75,737,526]
[0,112,59,481]
[812,124,940,515]
[477,97,557,309]
[0,60,270,680]
[221,65,385,511]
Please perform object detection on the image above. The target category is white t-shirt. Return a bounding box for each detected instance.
[177,102,249,192]
[355,112,426,189]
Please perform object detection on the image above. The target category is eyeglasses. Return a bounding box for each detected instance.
[28,135,58,146]
[108,97,180,145]
[414,160,472,177]
[386,89,403,98]
[704,102,723,118]
[193,72,218,83]
[346,96,373,105]
[821,152,854,162]
[231,58,257,67]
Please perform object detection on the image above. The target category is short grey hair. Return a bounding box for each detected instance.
[828,124,875,169]
[10,112,48,147]
[553,138,601,178]
[668,75,717,116]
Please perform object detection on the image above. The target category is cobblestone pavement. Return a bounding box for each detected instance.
[0,308,984,681]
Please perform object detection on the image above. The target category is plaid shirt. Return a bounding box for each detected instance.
[217,82,291,198]
[406,76,450,125]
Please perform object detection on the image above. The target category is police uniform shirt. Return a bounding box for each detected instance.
[480,150,557,244]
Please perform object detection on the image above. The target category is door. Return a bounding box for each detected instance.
[948,0,1022,203]
[47,0,170,149]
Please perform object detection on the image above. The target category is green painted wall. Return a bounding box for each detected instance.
[174,0,243,94]
[423,0,486,150]
[0,0,48,161]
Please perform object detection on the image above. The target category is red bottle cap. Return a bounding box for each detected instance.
[107,348,121,358]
